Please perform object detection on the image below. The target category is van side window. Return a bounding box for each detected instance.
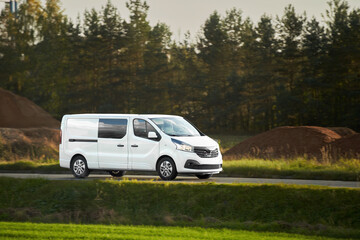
[133,119,161,141]
[98,119,127,139]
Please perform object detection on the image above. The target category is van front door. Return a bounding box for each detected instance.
[129,118,161,170]
[98,118,129,169]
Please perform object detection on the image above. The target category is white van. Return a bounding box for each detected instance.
[59,114,222,180]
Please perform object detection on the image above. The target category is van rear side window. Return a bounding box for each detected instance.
[98,119,127,139]
[67,118,98,138]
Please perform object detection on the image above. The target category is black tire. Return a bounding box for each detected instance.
[108,170,126,177]
[157,157,177,181]
[196,174,213,179]
[71,155,90,178]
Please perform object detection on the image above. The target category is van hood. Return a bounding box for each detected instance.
[171,135,218,148]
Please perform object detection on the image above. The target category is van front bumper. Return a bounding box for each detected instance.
[184,160,222,170]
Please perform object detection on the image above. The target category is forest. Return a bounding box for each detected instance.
[0,0,359,133]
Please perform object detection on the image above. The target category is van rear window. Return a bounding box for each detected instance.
[98,119,127,139]
[67,118,98,138]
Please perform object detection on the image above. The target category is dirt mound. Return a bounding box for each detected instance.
[0,88,59,128]
[0,127,59,160]
[330,133,360,158]
[224,126,341,160]
[326,127,357,137]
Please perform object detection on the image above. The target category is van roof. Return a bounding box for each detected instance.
[62,114,182,119]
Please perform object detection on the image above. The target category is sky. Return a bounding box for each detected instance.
[2,0,360,41]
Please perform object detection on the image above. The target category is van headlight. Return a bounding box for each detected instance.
[171,138,193,152]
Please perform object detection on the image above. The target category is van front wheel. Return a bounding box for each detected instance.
[108,170,126,177]
[71,156,90,178]
[157,157,177,181]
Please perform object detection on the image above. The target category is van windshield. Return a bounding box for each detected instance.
[150,117,201,137]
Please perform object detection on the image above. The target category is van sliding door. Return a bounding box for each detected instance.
[98,118,129,169]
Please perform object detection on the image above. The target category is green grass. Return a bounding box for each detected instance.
[0,222,346,240]
[0,178,359,238]
[222,158,360,181]
[0,160,63,172]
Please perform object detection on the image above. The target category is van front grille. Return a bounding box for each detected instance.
[194,147,219,158]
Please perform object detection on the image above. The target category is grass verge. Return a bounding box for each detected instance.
[222,158,360,181]
[0,178,359,238]
[1,158,360,181]
[0,160,63,172]
[0,221,346,240]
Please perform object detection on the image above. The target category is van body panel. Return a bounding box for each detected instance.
[171,136,217,148]
[98,137,128,169]
[63,118,99,169]
[128,117,160,170]
[98,117,129,169]
[129,136,160,170]
[59,147,68,168]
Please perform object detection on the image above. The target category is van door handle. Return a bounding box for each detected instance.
[117,144,124,147]
[131,144,138,147]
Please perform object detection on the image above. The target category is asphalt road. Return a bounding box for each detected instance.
[0,173,359,188]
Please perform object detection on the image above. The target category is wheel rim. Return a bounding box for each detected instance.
[73,159,85,175]
[112,171,120,174]
[160,160,172,177]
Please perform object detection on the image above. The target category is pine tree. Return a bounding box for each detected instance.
[276,5,305,126]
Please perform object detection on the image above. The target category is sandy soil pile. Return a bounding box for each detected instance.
[0,127,60,160]
[0,127,60,146]
[330,133,360,158]
[224,126,349,160]
[327,127,357,137]
[0,88,61,160]
[0,88,59,128]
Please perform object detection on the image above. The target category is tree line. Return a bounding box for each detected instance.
[0,0,359,133]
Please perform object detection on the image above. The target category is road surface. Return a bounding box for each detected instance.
[0,173,359,188]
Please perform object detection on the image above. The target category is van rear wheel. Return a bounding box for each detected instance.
[157,157,177,181]
[108,170,126,177]
[71,156,90,178]
[196,174,213,179]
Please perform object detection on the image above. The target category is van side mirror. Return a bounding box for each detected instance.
[148,131,157,139]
